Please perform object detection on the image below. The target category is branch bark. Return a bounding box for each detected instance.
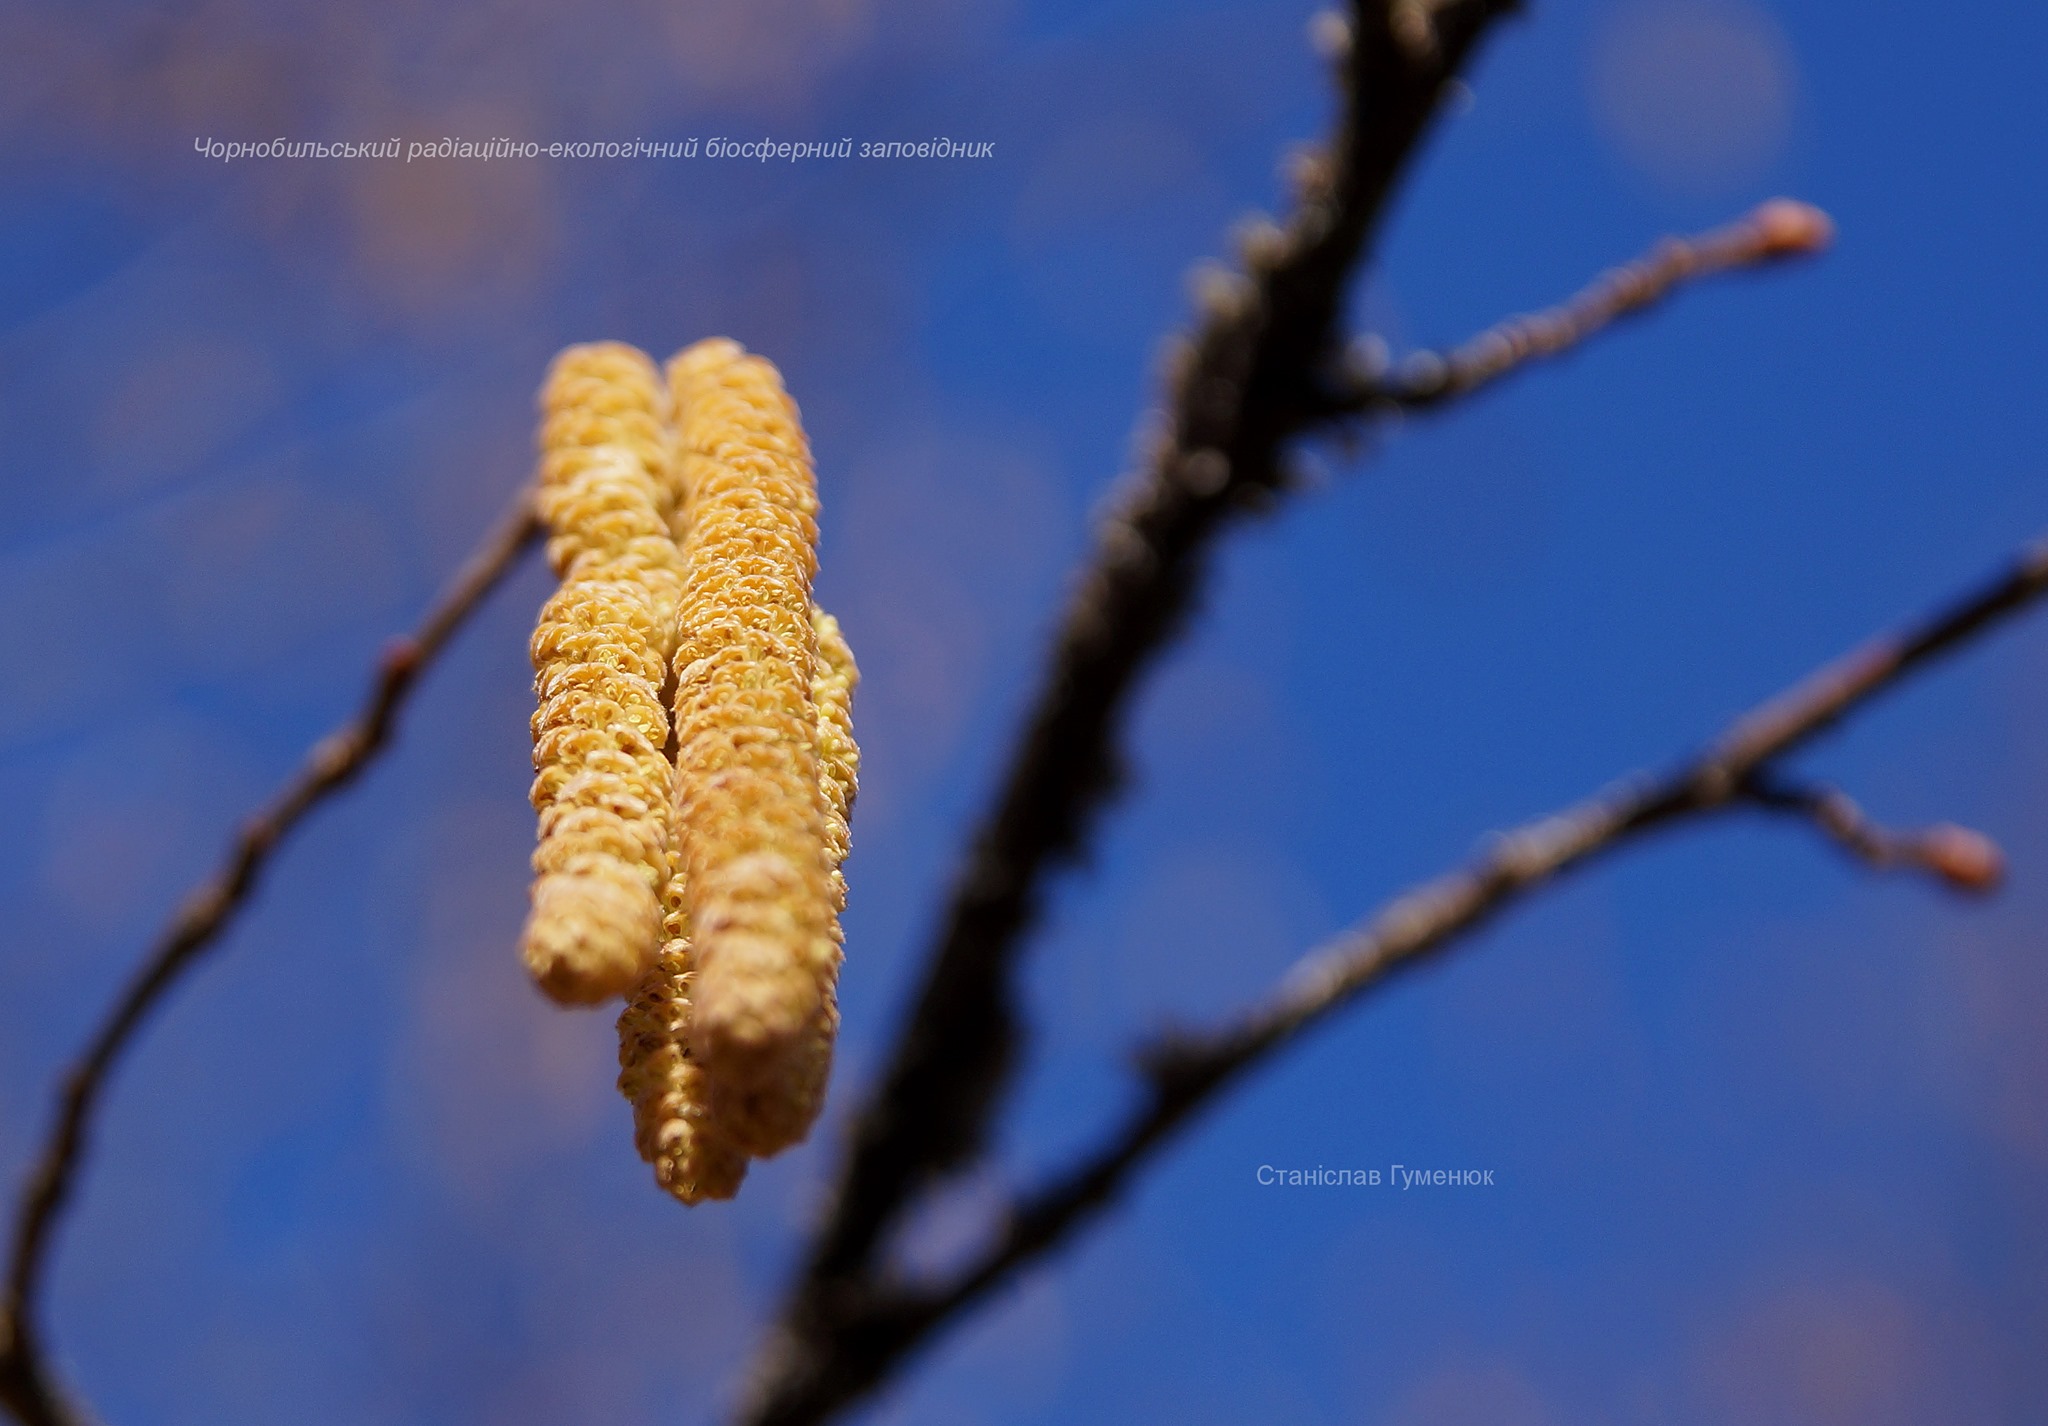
[744,526,2048,1426]
[0,488,541,1426]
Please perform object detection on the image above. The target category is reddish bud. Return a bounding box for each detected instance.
[1751,198,1835,257]
[1919,822,2005,893]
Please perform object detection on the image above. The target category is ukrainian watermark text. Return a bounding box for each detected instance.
[190,136,996,165]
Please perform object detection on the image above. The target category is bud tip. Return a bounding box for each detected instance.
[1922,822,2004,893]
[1752,198,1834,257]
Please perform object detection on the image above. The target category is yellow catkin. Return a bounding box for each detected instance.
[523,342,686,1004]
[663,338,844,1156]
[615,806,751,1204]
[615,601,858,1202]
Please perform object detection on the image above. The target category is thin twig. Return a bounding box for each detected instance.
[1741,772,2005,891]
[1326,197,1834,413]
[750,527,2048,1426]
[786,0,1524,1328]
[0,487,542,1426]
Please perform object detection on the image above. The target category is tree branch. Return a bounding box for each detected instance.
[1324,197,1834,414]
[790,0,1525,1321]
[0,487,542,1426]
[748,525,2048,1426]
[759,4,1847,1416]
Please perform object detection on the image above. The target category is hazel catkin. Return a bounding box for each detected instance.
[523,342,686,1004]
[615,797,751,1204]
[525,334,860,1202]
[615,600,859,1202]
[664,338,844,1156]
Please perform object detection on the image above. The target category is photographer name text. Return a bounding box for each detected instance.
[1256,1163,1495,1189]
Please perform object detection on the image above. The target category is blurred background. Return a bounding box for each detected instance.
[2,0,2045,1422]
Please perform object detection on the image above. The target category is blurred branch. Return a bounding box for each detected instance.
[753,2,1857,1419]
[0,488,541,1426]
[1322,197,1834,415]
[786,0,1524,1328]
[751,526,2048,1426]
[1740,773,2006,892]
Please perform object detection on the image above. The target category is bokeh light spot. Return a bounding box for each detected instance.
[1589,0,1797,194]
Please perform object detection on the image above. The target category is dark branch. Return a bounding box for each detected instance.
[749,5,1870,1417]
[746,526,2048,1426]
[1324,197,1834,414]
[790,0,1524,1319]
[0,488,541,1426]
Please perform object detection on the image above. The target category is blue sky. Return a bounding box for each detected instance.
[1,1,2045,1422]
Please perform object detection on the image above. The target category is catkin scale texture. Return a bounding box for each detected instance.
[665,339,843,1156]
[614,793,752,1204]
[522,342,686,1004]
[812,609,859,888]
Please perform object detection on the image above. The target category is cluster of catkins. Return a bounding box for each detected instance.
[522,337,857,1204]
